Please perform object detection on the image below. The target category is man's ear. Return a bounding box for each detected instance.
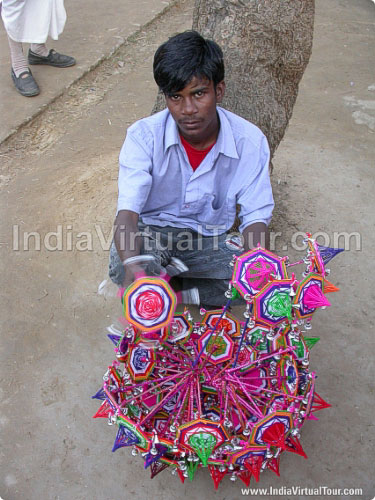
[215,81,225,103]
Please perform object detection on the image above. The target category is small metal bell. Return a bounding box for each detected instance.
[150,446,158,456]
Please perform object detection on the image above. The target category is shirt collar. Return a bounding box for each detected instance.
[164,107,239,160]
[164,111,180,151]
[216,107,239,159]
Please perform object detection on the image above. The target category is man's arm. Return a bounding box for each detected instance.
[242,222,270,251]
[113,209,141,287]
[237,134,274,248]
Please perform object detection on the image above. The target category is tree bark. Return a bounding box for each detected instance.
[153,0,315,159]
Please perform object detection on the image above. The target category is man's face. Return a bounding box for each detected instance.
[165,76,225,148]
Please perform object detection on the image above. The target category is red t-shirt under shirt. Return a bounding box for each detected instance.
[180,134,215,171]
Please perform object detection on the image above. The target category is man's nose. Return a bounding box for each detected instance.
[182,97,197,115]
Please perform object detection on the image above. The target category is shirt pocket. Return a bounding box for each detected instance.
[197,193,228,229]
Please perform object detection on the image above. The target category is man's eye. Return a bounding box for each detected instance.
[195,91,204,97]
[170,95,180,101]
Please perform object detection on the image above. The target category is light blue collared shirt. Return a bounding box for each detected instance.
[117,107,274,236]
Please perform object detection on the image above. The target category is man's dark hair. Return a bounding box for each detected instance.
[153,30,224,96]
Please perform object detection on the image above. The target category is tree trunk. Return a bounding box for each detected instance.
[154,0,315,159]
[193,0,314,158]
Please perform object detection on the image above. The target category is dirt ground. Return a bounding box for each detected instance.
[0,0,374,499]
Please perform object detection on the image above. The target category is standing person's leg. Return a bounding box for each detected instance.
[29,43,49,57]
[175,231,244,308]
[2,0,75,96]
[6,34,40,96]
[28,45,76,67]
[7,35,27,75]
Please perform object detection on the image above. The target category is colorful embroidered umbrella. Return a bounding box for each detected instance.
[127,344,155,382]
[228,445,267,466]
[177,419,229,466]
[253,280,294,327]
[202,310,241,337]
[250,411,293,447]
[164,312,193,344]
[197,329,235,365]
[232,247,288,298]
[277,356,299,397]
[124,277,176,332]
[284,328,309,362]
[293,273,330,320]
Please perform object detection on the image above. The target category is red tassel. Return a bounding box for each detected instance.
[268,457,280,477]
[238,468,252,486]
[150,462,168,479]
[244,455,263,482]
[92,400,111,419]
[177,469,186,484]
[208,465,226,490]
[311,392,331,412]
[323,279,340,293]
[286,435,307,459]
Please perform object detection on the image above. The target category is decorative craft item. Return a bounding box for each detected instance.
[94,234,342,488]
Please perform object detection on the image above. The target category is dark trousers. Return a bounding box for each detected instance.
[108,223,243,307]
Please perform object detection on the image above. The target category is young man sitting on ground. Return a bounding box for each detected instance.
[109,30,274,308]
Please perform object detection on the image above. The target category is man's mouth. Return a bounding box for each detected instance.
[181,120,201,128]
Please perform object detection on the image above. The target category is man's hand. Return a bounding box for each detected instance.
[114,210,141,288]
[242,222,269,251]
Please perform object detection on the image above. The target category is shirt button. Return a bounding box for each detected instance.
[185,204,190,208]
